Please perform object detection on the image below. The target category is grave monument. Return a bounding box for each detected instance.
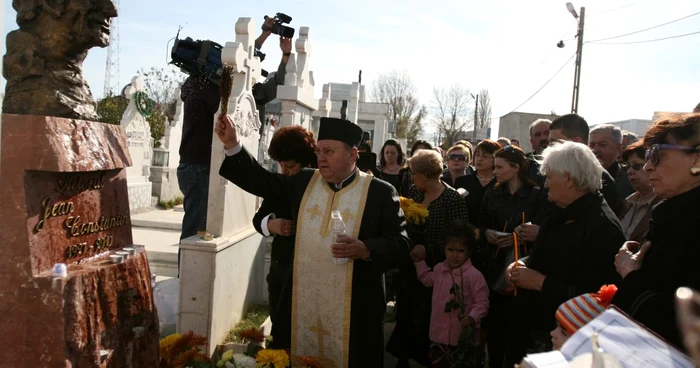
[178,17,267,355]
[0,0,159,366]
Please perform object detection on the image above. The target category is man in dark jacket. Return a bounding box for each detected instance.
[589,124,635,200]
[548,114,622,214]
[176,22,291,246]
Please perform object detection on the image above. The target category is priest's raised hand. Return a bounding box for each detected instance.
[215,114,239,149]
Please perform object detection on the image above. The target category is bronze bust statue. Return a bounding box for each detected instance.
[3,0,118,120]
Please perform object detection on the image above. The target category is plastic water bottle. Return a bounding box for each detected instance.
[330,210,348,265]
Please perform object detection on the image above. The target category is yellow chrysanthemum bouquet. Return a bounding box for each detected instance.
[399,197,429,225]
[400,197,429,245]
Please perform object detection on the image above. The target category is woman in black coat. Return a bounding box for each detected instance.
[251,125,317,349]
[506,141,625,365]
[613,114,700,351]
[477,145,546,368]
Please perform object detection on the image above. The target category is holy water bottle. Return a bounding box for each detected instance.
[330,210,348,265]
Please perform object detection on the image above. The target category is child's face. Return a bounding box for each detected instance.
[445,240,468,269]
[550,324,570,351]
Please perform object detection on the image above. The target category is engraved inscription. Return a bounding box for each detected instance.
[35,196,75,232]
[56,172,105,194]
[64,215,129,237]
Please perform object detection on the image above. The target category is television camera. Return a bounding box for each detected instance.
[263,13,295,38]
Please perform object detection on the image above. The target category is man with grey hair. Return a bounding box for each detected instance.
[590,124,635,199]
[548,114,622,215]
[507,140,624,361]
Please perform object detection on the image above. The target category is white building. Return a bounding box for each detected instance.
[594,119,653,138]
[498,112,559,152]
[311,82,390,154]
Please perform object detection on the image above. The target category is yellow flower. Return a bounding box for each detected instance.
[256,349,289,368]
[159,333,181,357]
[399,197,429,225]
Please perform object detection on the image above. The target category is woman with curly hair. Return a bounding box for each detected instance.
[252,124,317,349]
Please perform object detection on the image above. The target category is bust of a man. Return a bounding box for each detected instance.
[3,0,118,120]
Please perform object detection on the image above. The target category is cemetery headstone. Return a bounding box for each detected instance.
[0,1,159,366]
[121,74,155,211]
[178,17,266,355]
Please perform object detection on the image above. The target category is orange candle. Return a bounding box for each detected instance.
[522,212,526,225]
[514,232,519,296]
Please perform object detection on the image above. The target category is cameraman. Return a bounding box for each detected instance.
[177,17,292,255]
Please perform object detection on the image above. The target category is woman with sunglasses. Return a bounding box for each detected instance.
[441,145,471,187]
[613,113,700,352]
[618,140,661,243]
[477,144,545,367]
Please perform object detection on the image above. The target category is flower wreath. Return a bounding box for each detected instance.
[135,90,153,118]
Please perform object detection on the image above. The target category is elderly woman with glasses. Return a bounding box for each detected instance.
[441,145,471,187]
[387,149,469,367]
[504,141,625,363]
[613,113,700,352]
[618,140,662,243]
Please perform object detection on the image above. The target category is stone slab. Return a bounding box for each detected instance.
[0,114,158,367]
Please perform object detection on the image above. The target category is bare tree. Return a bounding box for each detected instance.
[477,89,492,134]
[432,84,472,147]
[370,70,428,146]
[140,66,185,120]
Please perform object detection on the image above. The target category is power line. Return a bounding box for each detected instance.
[498,53,576,118]
[588,29,700,44]
[589,0,646,16]
[587,10,700,43]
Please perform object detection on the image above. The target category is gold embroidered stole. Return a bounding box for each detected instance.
[291,170,372,368]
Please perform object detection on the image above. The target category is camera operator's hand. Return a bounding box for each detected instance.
[215,114,239,149]
[262,16,276,32]
[280,37,292,54]
[256,16,277,49]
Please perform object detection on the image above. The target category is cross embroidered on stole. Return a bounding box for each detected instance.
[291,170,372,368]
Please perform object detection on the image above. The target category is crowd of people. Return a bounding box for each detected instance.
[209,96,700,367]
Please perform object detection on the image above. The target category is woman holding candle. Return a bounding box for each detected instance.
[506,141,624,364]
[613,113,700,352]
[477,145,545,368]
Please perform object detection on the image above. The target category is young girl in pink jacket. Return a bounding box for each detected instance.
[410,220,489,367]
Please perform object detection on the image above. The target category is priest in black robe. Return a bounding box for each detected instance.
[215,114,409,367]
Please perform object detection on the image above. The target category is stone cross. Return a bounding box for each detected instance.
[206,17,263,238]
[295,27,312,90]
[276,27,318,129]
[178,17,266,356]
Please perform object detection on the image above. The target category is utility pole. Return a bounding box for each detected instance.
[472,94,479,143]
[570,5,585,114]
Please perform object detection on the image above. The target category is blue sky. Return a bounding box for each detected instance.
[3,0,699,139]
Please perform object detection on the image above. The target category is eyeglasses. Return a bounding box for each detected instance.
[644,144,697,165]
[624,162,644,171]
[448,154,466,161]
